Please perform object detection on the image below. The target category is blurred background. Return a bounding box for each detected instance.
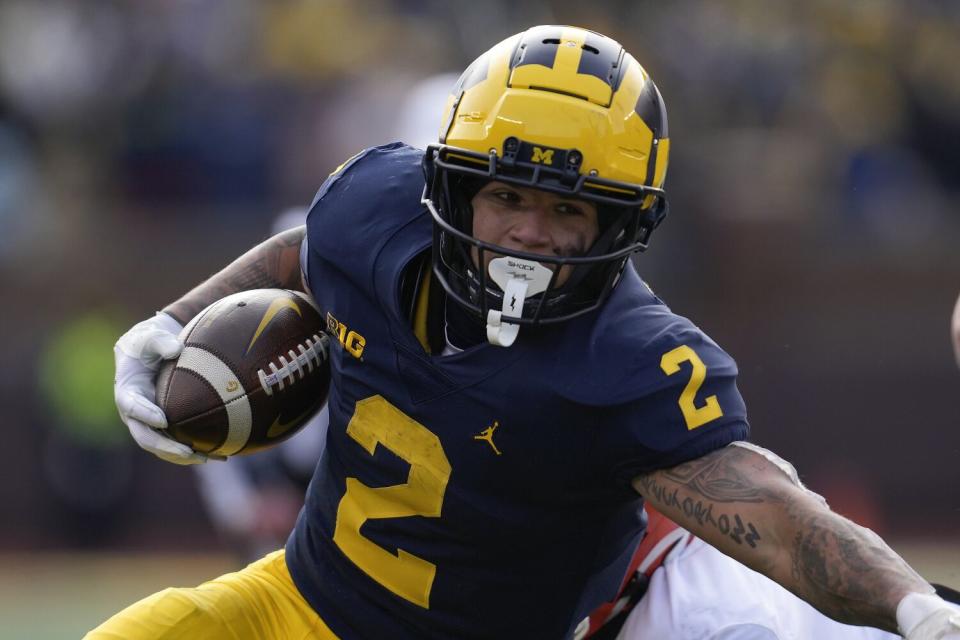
[0,0,958,637]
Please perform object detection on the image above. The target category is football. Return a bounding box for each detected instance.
[156,288,330,457]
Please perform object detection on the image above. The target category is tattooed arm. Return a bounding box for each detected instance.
[113,226,309,464]
[163,226,307,324]
[633,443,933,634]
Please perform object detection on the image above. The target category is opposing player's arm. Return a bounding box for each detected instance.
[632,443,932,634]
[164,226,307,325]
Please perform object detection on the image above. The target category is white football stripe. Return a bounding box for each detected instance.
[177,346,251,456]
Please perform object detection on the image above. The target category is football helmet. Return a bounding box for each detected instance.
[422,25,670,344]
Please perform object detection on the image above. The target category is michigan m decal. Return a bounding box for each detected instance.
[531,147,554,165]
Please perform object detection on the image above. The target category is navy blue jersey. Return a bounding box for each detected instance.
[286,143,749,639]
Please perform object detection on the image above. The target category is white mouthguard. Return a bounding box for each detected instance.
[485,257,553,347]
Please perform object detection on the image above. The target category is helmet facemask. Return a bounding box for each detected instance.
[423,139,667,345]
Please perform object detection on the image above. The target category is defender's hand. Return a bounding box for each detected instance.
[114,312,207,465]
[899,593,960,640]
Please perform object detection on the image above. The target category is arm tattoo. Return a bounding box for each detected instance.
[634,444,931,632]
[164,226,306,324]
[653,445,769,503]
[634,446,767,549]
[785,502,930,630]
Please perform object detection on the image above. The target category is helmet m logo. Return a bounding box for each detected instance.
[530,147,554,165]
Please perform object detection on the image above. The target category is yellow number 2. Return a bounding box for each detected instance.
[333,395,451,609]
[660,345,724,430]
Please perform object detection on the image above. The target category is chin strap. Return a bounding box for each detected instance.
[485,257,553,347]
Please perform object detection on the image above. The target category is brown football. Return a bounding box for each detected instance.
[156,289,330,457]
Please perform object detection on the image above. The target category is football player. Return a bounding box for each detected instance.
[97,26,959,640]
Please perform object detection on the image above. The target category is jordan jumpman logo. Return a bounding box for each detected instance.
[473,421,502,455]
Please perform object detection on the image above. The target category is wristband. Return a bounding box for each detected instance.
[898,592,951,636]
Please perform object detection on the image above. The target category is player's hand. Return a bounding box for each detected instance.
[899,593,960,640]
[114,312,207,465]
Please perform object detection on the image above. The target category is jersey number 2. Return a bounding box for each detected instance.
[333,395,451,609]
[660,345,723,430]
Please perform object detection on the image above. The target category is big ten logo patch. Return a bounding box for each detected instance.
[327,312,366,359]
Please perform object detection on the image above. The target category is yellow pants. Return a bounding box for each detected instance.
[85,549,338,640]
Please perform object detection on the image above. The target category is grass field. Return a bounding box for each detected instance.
[2,543,958,639]
[0,552,235,640]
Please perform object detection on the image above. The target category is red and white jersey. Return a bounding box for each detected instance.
[577,506,693,638]
[582,506,898,640]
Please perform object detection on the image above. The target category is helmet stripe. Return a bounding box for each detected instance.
[634,77,668,139]
[509,27,617,106]
[577,31,624,89]
[510,26,566,70]
[553,28,587,75]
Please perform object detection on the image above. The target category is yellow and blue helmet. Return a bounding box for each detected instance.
[423,25,670,326]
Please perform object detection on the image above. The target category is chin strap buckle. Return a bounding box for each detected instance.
[485,257,552,347]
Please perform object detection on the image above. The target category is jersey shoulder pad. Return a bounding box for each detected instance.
[303,142,427,294]
[307,142,422,211]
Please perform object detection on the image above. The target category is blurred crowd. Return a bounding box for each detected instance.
[0,0,958,552]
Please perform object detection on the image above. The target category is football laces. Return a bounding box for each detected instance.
[257,333,329,396]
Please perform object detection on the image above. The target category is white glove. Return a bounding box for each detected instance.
[898,592,960,640]
[114,311,207,465]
